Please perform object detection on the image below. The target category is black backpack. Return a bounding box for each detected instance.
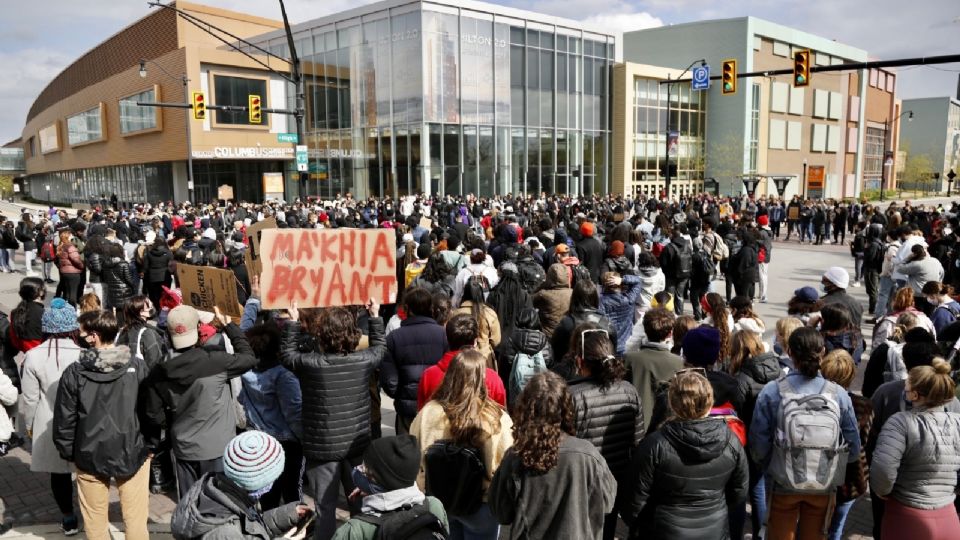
[675,243,693,279]
[692,249,715,281]
[424,440,486,517]
[571,264,592,286]
[516,258,546,292]
[355,503,448,540]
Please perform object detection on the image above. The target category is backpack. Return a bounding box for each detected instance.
[424,440,486,517]
[516,259,545,292]
[867,240,886,269]
[355,503,449,540]
[508,350,547,405]
[758,246,767,264]
[571,264,592,286]
[935,303,960,323]
[675,243,693,279]
[768,376,849,493]
[709,402,747,446]
[711,233,729,261]
[40,240,56,262]
[467,270,492,297]
[405,262,427,287]
[692,249,716,281]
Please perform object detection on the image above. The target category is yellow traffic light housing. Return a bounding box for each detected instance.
[721,59,737,95]
[249,95,262,124]
[794,50,811,87]
[192,92,206,120]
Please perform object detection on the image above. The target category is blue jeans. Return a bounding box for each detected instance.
[0,248,8,270]
[828,498,855,540]
[449,503,499,540]
[875,275,896,319]
[749,460,769,537]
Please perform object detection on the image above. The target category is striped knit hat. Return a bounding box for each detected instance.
[222,431,285,492]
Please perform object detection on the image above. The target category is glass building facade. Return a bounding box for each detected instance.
[249,0,616,198]
[630,77,706,197]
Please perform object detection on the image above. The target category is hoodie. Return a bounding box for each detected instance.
[53,346,155,478]
[627,418,748,540]
[735,351,782,429]
[171,472,301,540]
[333,486,448,540]
[533,264,573,339]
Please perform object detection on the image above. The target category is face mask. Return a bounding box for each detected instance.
[773,341,784,356]
[78,336,95,349]
[820,284,829,293]
[927,296,941,305]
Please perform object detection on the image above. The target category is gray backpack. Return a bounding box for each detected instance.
[768,376,849,493]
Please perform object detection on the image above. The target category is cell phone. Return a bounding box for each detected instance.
[284,513,315,539]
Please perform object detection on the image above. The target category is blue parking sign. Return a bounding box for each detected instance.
[692,65,710,91]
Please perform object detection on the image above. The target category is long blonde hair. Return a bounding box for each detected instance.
[432,349,503,447]
[729,330,764,375]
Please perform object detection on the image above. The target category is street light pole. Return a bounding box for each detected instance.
[140,60,194,204]
[663,59,705,200]
[882,110,913,202]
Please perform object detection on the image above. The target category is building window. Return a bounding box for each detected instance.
[119,88,158,134]
[213,75,268,125]
[749,83,760,172]
[864,126,885,177]
[66,106,104,146]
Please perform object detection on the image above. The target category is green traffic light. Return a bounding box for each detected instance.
[796,75,806,84]
[724,82,732,91]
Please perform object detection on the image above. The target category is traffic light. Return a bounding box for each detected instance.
[721,59,737,95]
[192,92,206,120]
[793,50,810,87]
[248,95,262,124]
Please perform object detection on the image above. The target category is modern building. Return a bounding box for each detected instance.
[20,2,296,206]
[612,62,707,198]
[0,139,25,199]
[623,17,900,200]
[244,0,617,198]
[899,96,960,192]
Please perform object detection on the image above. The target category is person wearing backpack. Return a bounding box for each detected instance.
[498,308,553,405]
[550,280,616,371]
[749,327,861,540]
[417,314,506,411]
[921,281,960,335]
[862,225,886,316]
[870,358,960,540]
[567,324,643,540]
[626,370,748,540]
[453,247,499,307]
[659,224,694,316]
[489,371,617,539]
[757,215,773,302]
[334,435,449,540]
[533,263,573,339]
[412,349,514,540]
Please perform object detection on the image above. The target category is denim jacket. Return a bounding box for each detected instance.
[748,372,862,479]
[239,365,302,442]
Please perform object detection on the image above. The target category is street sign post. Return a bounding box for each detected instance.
[278,133,299,144]
[691,65,710,91]
[295,145,308,172]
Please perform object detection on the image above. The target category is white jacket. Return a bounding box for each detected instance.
[0,370,18,442]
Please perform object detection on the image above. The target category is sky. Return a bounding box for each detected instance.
[1,0,958,144]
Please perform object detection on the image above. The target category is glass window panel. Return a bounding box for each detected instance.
[119,89,157,134]
[67,106,103,145]
[213,75,268,125]
[541,32,554,49]
[526,29,539,48]
[510,26,525,45]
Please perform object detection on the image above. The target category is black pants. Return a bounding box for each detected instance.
[864,269,880,314]
[734,280,755,299]
[259,440,304,511]
[771,220,781,238]
[175,457,224,501]
[51,472,74,516]
[665,279,690,316]
[146,280,167,312]
[690,284,710,320]
[59,273,82,306]
[304,457,361,540]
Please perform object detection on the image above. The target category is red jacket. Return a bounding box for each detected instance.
[417,350,507,411]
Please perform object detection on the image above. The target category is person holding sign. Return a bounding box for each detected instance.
[281,298,385,540]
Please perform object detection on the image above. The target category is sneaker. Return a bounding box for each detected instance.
[760,296,768,303]
[61,515,80,536]
[45,278,55,284]
[853,281,861,287]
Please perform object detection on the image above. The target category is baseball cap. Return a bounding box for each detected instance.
[167,305,200,349]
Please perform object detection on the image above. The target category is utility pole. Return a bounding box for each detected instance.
[278,0,306,202]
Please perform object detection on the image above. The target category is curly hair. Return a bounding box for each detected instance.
[421,252,453,283]
[511,371,575,474]
[705,293,731,363]
[316,307,361,354]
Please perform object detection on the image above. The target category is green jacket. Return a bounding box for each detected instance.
[332,494,447,540]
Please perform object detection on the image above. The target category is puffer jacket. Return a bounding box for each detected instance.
[871,407,960,509]
[635,266,666,316]
[56,243,84,274]
[101,255,135,310]
[380,316,448,420]
[145,244,172,283]
[735,351,782,429]
[626,418,749,540]
[171,472,301,540]
[499,327,554,371]
[281,318,386,462]
[85,251,103,284]
[568,377,643,480]
[53,346,155,478]
[532,264,572,339]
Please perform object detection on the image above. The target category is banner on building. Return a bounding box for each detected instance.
[177,265,242,318]
[259,228,398,309]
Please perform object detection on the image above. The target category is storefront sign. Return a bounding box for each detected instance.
[191,147,294,159]
[263,172,285,198]
[259,228,398,309]
[312,148,376,160]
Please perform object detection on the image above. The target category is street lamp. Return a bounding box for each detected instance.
[139,58,195,205]
[663,59,706,200]
[882,110,913,202]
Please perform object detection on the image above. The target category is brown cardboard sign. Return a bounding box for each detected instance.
[259,228,398,309]
[177,265,242,318]
[244,217,277,277]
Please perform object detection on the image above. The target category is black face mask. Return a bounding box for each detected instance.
[77,338,94,350]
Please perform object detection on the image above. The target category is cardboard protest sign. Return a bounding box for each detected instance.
[177,265,242,318]
[419,216,433,231]
[244,217,277,277]
[259,228,398,309]
[788,207,800,220]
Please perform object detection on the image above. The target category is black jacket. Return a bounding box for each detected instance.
[381,316,448,420]
[659,236,692,282]
[86,251,103,284]
[0,227,18,250]
[282,318,386,462]
[735,351,782,429]
[499,327,554,373]
[648,370,748,435]
[145,244,172,283]
[15,222,36,251]
[731,241,759,283]
[568,378,644,480]
[54,346,155,478]
[627,418,749,540]
[551,309,616,367]
[576,236,605,283]
[101,256,134,309]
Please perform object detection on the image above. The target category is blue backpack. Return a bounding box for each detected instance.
[508,350,547,405]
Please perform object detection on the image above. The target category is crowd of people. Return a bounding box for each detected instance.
[0,191,959,540]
